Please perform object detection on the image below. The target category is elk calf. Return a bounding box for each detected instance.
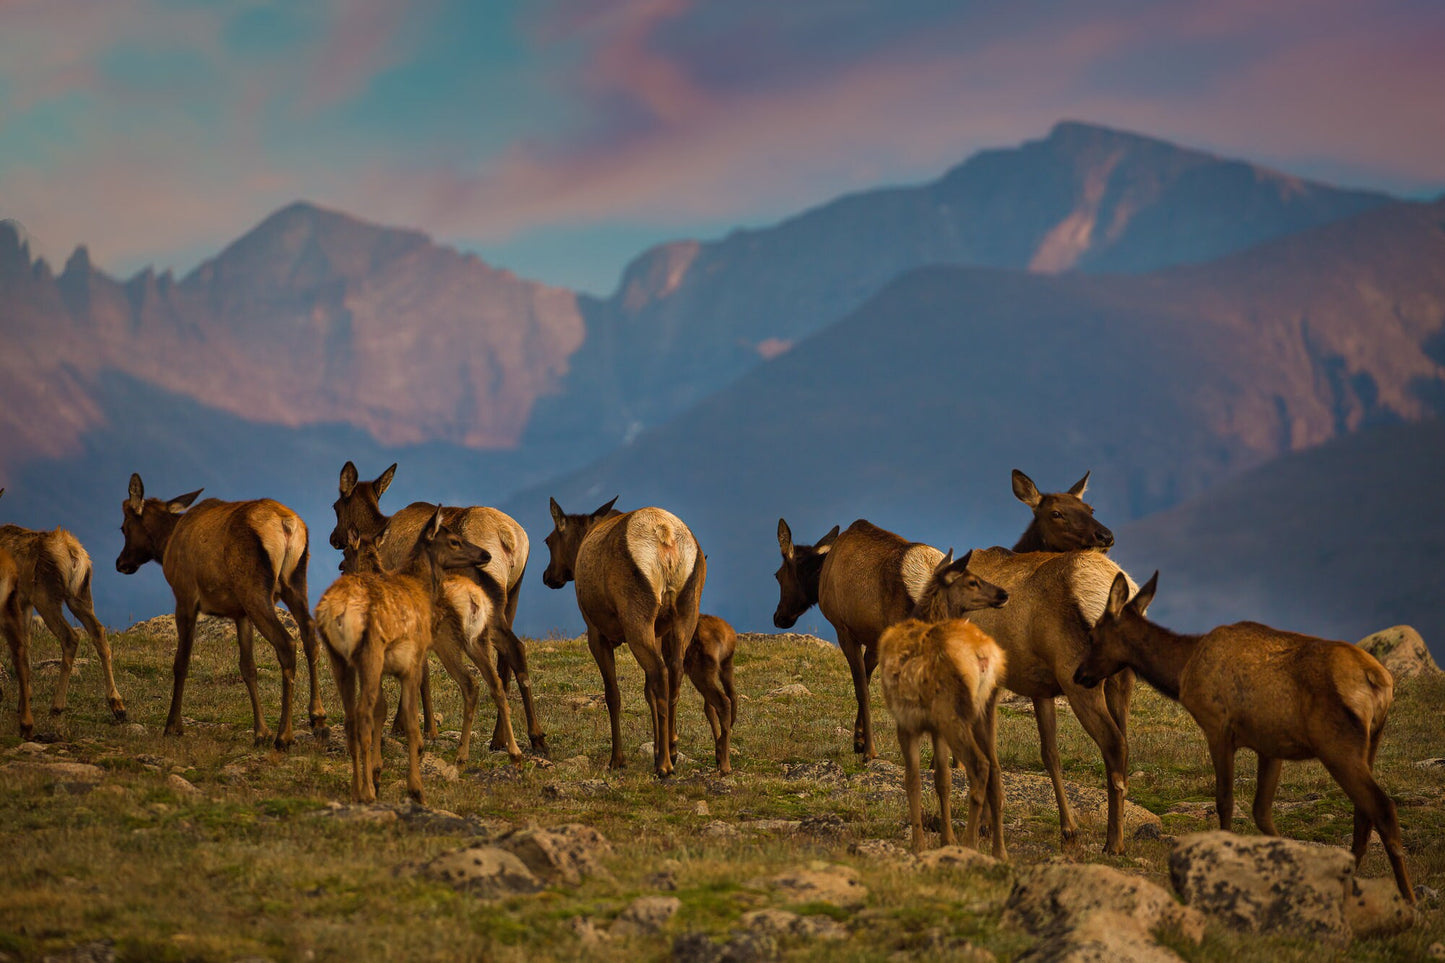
[543,498,705,777]
[685,614,738,774]
[881,550,1009,855]
[329,461,545,755]
[317,510,489,803]
[116,474,326,747]
[0,490,126,723]
[340,528,525,766]
[1075,572,1415,903]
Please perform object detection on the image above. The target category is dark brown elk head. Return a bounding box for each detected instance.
[909,549,1010,622]
[115,473,204,574]
[1011,469,1114,553]
[330,461,397,550]
[408,506,492,587]
[339,526,387,575]
[1074,571,1157,689]
[773,519,839,629]
[542,497,619,588]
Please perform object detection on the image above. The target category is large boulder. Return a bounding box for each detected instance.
[1358,625,1439,680]
[491,823,612,886]
[1005,862,1204,962]
[419,846,543,898]
[756,862,868,910]
[1169,832,1356,946]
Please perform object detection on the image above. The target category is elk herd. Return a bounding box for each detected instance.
[0,466,1417,903]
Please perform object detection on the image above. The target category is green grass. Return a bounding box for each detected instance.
[1,619,1443,961]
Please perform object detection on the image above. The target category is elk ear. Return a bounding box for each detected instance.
[1104,572,1131,619]
[592,496,619,518]
[425,506,445,540]
[374,463,397,496]
[549,497,566,529]
[933,548,956,581]
[1130,571,1158,616]
[1068,470,1091,497]
[166,489,203,514]
[1012,469,1042,508]
[817,525,840,552]
[346,526,361,551]
[127,473,145,513]
[777,519,795,559]
[955,548,975,571]
[339,461,359,497]
[375,523,391,547]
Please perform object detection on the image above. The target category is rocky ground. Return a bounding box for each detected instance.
[0,617,1442,961]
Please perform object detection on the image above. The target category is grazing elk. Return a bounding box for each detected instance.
[0,491,126,723]
[0,493,31,738]
[918,545,1139,853]
[1010,469,1115,553]
[543,497,705,777]
[685,613,738,775]
[339,527,525,766]
[115,474,326,747]
[329,462,546,756]
[880,550,1009,855]
[317,510,489,803]
[1075,572,1415,903]
[774,517,943,760]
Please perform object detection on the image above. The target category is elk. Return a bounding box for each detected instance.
[685,613,738,775]
[1010,469,1115,553]
[0,492,31,739]
[329,461,546,756]
[115,474,326,747]
[880,549,1009,855]
[919,545,1139,853]
[1075,572,1415,903]
[774,517,943,760]
[0,490,126,724]
[339,527,524,766]
[543,497,705,777]
[316,510,489,803]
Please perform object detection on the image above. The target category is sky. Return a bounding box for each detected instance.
[1,0,1443,296]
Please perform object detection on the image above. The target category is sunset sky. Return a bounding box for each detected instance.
[2,0,1442,295]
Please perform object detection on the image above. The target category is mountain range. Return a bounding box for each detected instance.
[2,121,1441,654]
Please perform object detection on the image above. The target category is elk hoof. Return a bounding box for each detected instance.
[1102,839,1126,856]
[272,733,293,751]
[18,724,34,740]
[409,788,425,805]
[488,737,507,751]
[530,735,551,759]
[608,755,627,770]
[164,723,184,737]
[110,702,128,721]
[49,705,65,716]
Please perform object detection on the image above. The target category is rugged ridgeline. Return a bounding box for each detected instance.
[501,199,1445,645]
[522,121,1391,461]
[0,202,585,466]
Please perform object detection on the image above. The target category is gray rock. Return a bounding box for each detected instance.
[758,862,867,910]
[701,820,744,839]
[848,838,913,862]
[766,683,811,698]
[2,760,104,783]
[419,755,459,782]
[1342,875,1416,939]
[492,824,611,886]
[741,909,848,941]
[165,774,202,797]
[915,845,1005,873]
[40,939,115,963]
[781,759,847,782]
[567,916,610,946]
[672,931,779,963]
[1169,831,1353,946]
[1358,625,1439,679]
[420,846,543,897]
[611,895,681,936]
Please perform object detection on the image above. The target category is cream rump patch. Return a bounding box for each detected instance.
[1069,553,1138,626]
[623,508,699,600]
[899,544,945,605]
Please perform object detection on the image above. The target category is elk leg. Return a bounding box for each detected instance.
[974,693,1007,859]
[587,627,626,770]
[234,617,272,744]
[249,604,298,750]
[628,627,672,777]
[932,732,956,848]
[1033,696,1078,845]
[899,725,926,852]
[664,629,686,768]
[1066,684,1130,854]
[722,657,737,728]
[431,619,480,765]
[840,631,875,758]
[165,605,200,737]
[325,648,360,801]
[68,582,126,720]
[280,571,327,735]
[1104,669,1134,747]
[1322,752,1415,904]
[1253,755,1283,836]
[371,686,388,797]
[463,630,522,765]
[492,624,547,756]
[693,655,732,775]
[355,657,382,802]
[2,596,32,739]
[34,596,80,716]
[489,648,514,751]
[1206,734,1236,832]
[401,668,426,804]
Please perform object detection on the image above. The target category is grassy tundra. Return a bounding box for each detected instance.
[1,615,1442,961]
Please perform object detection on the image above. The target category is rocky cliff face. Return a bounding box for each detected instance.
[0,203,585,469]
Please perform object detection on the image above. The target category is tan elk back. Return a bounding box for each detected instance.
[116,473,326,747]
[880,616,1007,855]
